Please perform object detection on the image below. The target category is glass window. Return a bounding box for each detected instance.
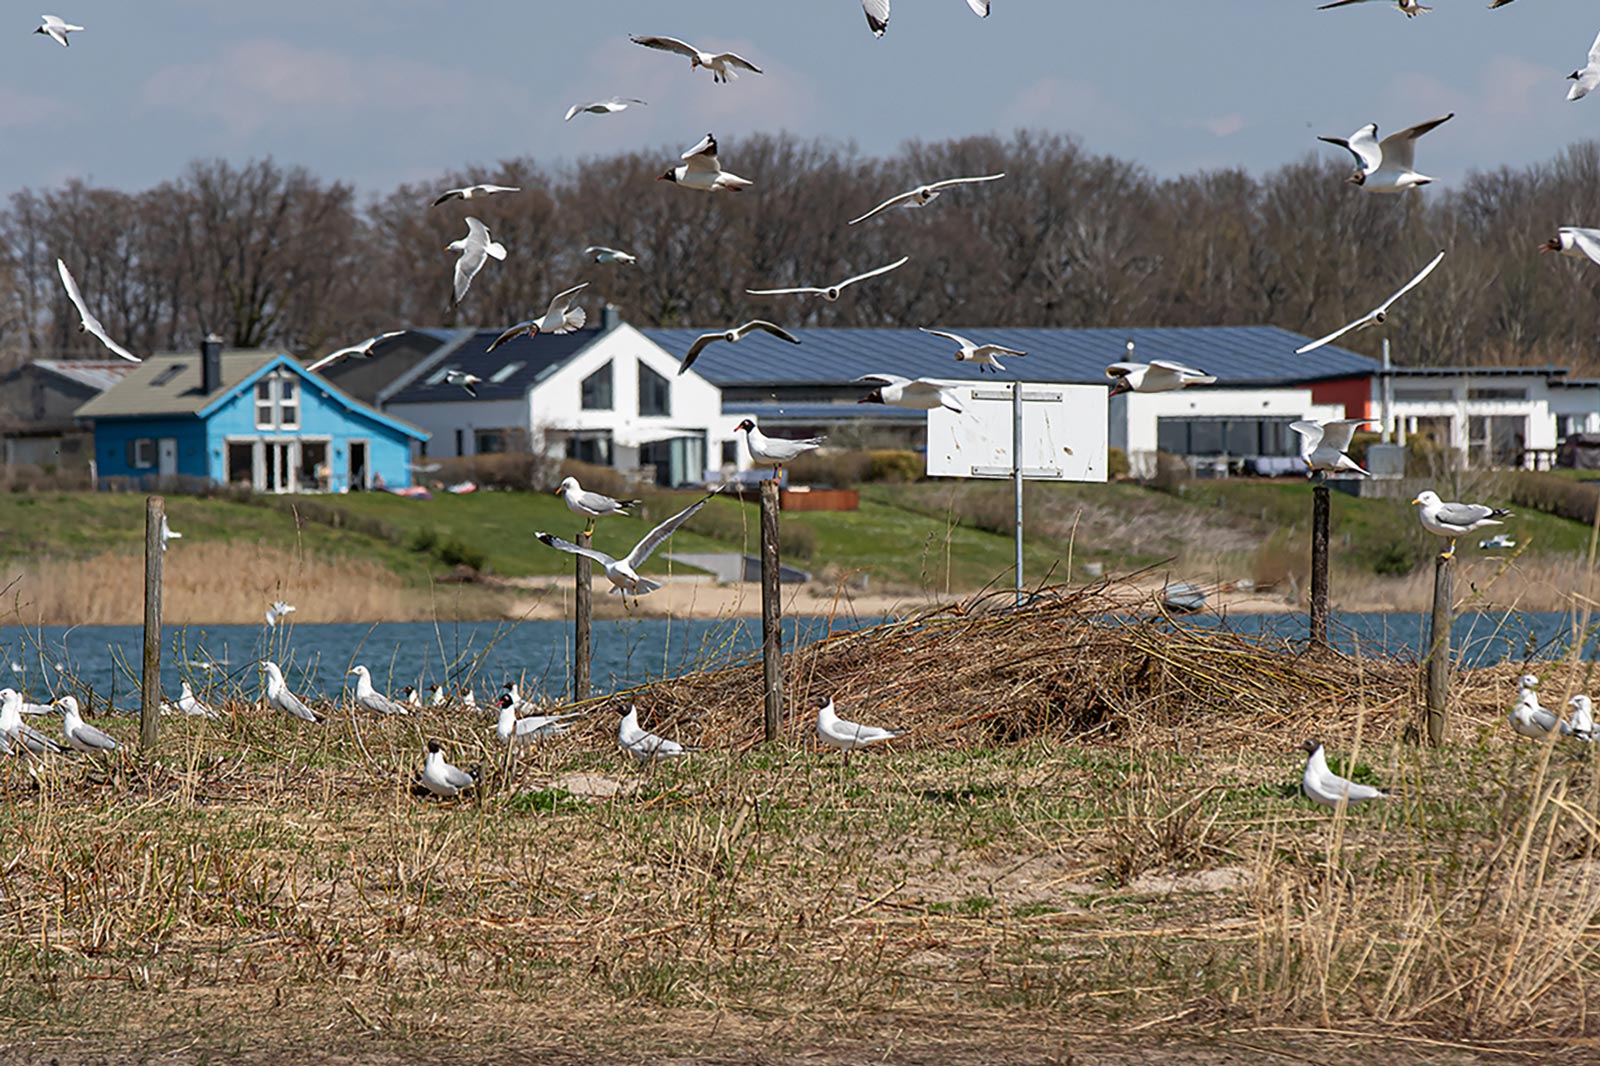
[255,381,273,428]
[129,438,155,469]
[638,363,670,417]
[1156,419,1188,455]
[570,433,612,466]
[474,429,507,454]
[278,377,299,428]
[582,362,613,411]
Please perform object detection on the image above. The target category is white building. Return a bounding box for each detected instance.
[1380,366,1597,469]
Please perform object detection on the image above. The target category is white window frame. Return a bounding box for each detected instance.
[254,372,303,430]
[131,438,155,469]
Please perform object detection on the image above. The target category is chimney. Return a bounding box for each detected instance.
[602,303,623,333]
[201,333,224,394]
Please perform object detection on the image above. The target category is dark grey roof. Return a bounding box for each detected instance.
[309,329,467,407]
[385,328,605,404]
[642,325,1379,388]
[721,401,927,425]
[1386,365,1570,378]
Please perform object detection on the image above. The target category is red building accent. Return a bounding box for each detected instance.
[1309,376,1373,419]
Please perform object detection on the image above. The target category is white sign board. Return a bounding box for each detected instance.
[926,382,1108,482]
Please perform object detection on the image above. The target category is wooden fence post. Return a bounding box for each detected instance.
[1424,552,1453,746]
[573,531,592,702]
[760,479,783,743]
[141,495,164,751]
[1309,483,1331,649]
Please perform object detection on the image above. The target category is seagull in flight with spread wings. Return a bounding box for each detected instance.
[34,15,83,46]
[535,488,723,598]
[678,321,799,376]
[1542,227,1600,264]
[629,34,763,84]
[848,174,1005,225]
[1295,251,1445,354]
[748,257,909,302]
[658,133,753,192]
[1318,114,1453,193]
[487,283,590,352]
[56,260,139,362]
[565,97,647,121]
[306,331,405,372]
[448,217,506,304]
[430,184,520,208]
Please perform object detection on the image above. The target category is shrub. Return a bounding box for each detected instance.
[787,451,872,488]
[430,452,549,491]
[1107,447,1130,480]
[436,537,488,571]
[556,459,639,498]
[1506,471,1600,526]
[1345,432,1381,466]
[408,527,440,553]
[866,450,921,483]
[780,523,817,561]
[1372,540,1416,577]
[1150,452,1189,495]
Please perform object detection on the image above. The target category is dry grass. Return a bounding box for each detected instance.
[0,590,1596,1061]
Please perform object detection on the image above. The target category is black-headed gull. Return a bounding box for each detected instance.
[814,697,904,755]
[431,184,520,208]
[1317,0,1430,15]
[1300,740,1387,809]
[1508,674,1568,739]
[618,706,688,762]
[658,134,752,193]
[265,600,295,627]
[445,369,482,397]
[178,681,218,719]
[555,475,641,536]
[584,245,637,265]
[429,684,446,707]
[420,740,477,798]
[57,260,139,362]
[565,97,647,121]
[1295,250,1445,354]
[856,374,964,413]
[348,665,409,716]
[748,257,909,302]
[535,488,722,597]
[734,418,824,476]
[678,321,799,376]
[848,174,1005,225]
[487,282,590,352]
[1568,32,1600,101]
[1541,227,1600,265]
[448,217,506,304]
[57,696,117,754]
[1318,115,1452,193]
[496,694,581,747]
[1411,489,1511,560]
[0,689,63,754]
[918,326,1025,373]
[306,331,405,372]
[1104,357,1215,395]
[260,660,322,723]
[1290,419,1372,477]
[35,14,82,46]
[160,514,181,552]
[629,35,763,84]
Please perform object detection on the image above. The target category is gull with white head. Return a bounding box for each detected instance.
[57,696,118,755]
[848,173,1005,225]
[266,600,295,627]
[260,660,322,724]
[1290,419,1372,478]
[584,246,637,266]
[448,217,507,304]
[1411,490,1511,560]
[444,369,483,397]
[555,476,640,537]
[536,488,722,598]
[178,681,218,720]
[160,514,181,552]
[1508,674,1569,739]
[348,665,410,716]
[57,260,139,362]
[1568,695,1595,743]
[0,688,63,754]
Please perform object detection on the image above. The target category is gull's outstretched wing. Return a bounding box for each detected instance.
[1318,123,1383,173]
[1379,115,1452,171]
[1295,313,1373,355]
[862,0,890,35]
[624,487,723,570]
[542,281,590,321]
[535,533,617,569]
[919,326,974,348]
[630,34,701,59]
[848,188,917,226]
[839,256,910,289]
[733,320,801,344]
[1375,250,1446,314]
[1319,419,1371,452]
[1290,420,1326,453]
[928,173,1006,192]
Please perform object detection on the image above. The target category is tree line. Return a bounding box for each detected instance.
[4,131,1600,374]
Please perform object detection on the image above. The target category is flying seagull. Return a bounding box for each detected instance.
[487,282,590,352]
[748,257,909,302]
[431,184,520,208]
[856,374,965,413]
[555,475,641,536]
[847,174,1005,225]
[448,217,506,304]
[658,133,753,193]
[565,97,647,121]
[1411,489,1511,560]
[1104,358,1216,395]
[629,35,763,84]
[1318,114,1453,193]
[678,320,799,376]
[1295,250,1445,354]
[56,260,139,362]
[860,0,988,37]
[1317,0,1430,15]
[265,600,295,627]
[445,369,482,397]
[1541,227,1600,264]
[348,665,410,716]
[306,331,406,372]
[1290,419,1372,477]
[535,487,723,598]
[734,418,824,476]
[34,14,82,46]
[1568,31,1600,101]
[584,246,637,265]
[260,660,323,723]
[420,739,477,798]
[58,696,118,755]
[918,326,1026,373]
[619,706,689,762]
[1300,740,1387,809]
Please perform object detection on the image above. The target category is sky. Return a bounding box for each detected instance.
[4,0,1599,196]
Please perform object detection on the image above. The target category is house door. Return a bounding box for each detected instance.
[348,440,368,490]
[263,441,297,493]
[157,438,178,478]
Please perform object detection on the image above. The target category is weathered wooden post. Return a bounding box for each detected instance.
[573,531,592,702]
[140,495,164,751]
[760,479,783,743]
[1424,552,1453,746]
[1309,483,1331,649]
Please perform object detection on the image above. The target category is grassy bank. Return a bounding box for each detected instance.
[0,596,1594,1062]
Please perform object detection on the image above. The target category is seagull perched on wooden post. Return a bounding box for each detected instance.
[734,419,824,478]
[1411,490,1511,560]
[1290,419,1372,478]
[535,488,723,599]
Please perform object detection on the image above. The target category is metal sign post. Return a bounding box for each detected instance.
[1013,382,1024,605]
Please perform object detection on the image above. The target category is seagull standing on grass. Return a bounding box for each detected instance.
[430,184,520,207]
[448,217,506,304]
[1568,695,1596,742]
[0,689,63,754]
[34,15,83,46]
[260,661,322,723]
[306,331,406,372]
[348,666,410,716]
[0,688,53,716]
[1508,674,1570,739]
[619,706,688,762]
[57,260,139,362]
[178,681,218,719]
[734,419,824,476]
[814,696,905,758]
[1291,419,1372,477]
[918,327,1026,373]
[1411,490,1511,560]
[629,35,763,84]
[1567,30,1600,101]
[487,283,590,352]
[565,97,647,121]
[555,476,640,536]
[584,246,637,265]
[429,684,446,707]
[856,374,965,413]
[57,696,117,755]
[1317,115,1453,193]
[1541,227,1600,265]
[535,488,723,598]
[1295,251,1446,354]
[496,695,582,748]
[265,600,295,627]
[1300,740,1387,808]
[677,321,800,376]
[748,257,909,302]
[847,174,1005,225]
[658,134,753,192]
[420,740,477,798]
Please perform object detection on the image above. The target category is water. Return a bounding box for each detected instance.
[1,610,1596,714]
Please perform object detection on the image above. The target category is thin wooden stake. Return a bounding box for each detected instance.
[574,530,592,702]
[140,495,163,751]
[1309,483,1330,649]
[1424,551,1453,746]
[760,478,783,743]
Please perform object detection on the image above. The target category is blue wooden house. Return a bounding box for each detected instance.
[76,338,427,492]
